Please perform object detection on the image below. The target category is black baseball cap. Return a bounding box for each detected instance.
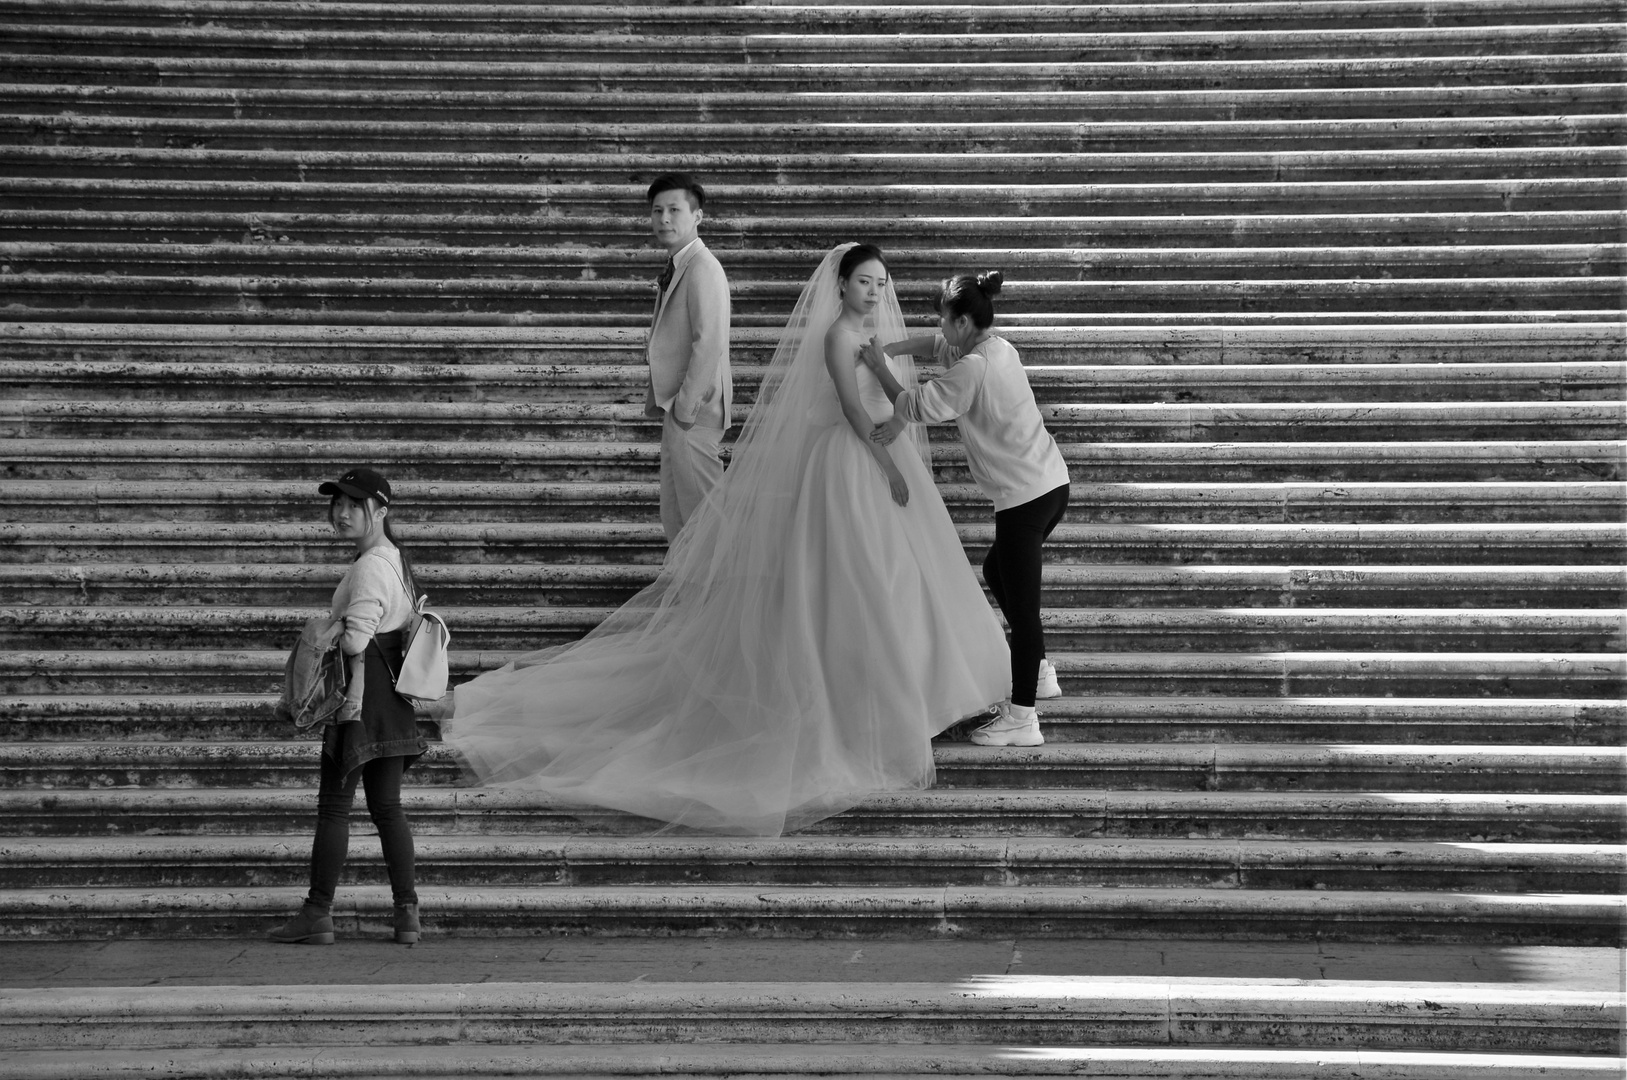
[318,467,391,505]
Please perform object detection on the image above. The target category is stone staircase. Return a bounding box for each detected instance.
[1,0,1624,1075]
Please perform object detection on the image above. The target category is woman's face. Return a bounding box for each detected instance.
[938,305,975,350]
[839,259,887,318]
[330,493,382,542]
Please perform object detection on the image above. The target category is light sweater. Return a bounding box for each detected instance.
[894,334,1070,511]
[330,546,414,656]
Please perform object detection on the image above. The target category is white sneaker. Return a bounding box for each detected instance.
[1036,658,1061,699]
[969,703,1044,747]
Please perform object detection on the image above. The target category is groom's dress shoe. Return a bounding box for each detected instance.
[970,705,1044,747]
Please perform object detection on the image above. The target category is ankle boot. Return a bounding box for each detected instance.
[393,902,421,945]
[269,903,334,945]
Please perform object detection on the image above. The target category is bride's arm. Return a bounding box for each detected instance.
[825,325,909,507]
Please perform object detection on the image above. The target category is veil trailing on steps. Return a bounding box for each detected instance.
[442,244,1009,836]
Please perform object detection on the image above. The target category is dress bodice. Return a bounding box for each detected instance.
[821,324,895,425]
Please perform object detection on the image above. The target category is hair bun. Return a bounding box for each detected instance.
[976,270,1004,295]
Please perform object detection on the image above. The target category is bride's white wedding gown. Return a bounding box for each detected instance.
[442,256,1010,837]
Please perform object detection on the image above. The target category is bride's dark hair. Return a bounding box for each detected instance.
[837,243,887,282]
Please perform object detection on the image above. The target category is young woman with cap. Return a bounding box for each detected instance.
[269,466,427,945]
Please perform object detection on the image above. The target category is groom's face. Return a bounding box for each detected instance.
[650,189,702,254]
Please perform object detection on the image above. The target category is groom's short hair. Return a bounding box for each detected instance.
[647,173,705,211]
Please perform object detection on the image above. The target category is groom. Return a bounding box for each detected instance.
[644,173,732,542]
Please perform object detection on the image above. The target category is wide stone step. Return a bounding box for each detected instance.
[5,439,1620,484]
[8,398,1617,444]
[12,359,1623,407]
[4,480,1622,526]
[7,23,1621,64]
[5,784,1622,842]
[5,81,1619,126]
[15,648,1619,698]
[6,563,1619,608]
[9,178,1622,227]
[4,520,1619,566]
[6,694,1621,746]
[3,1044,1623,1080]
[5,741,1619,795]
[0,882,1618,942]
[8,272,1618,322]
[2,833,1620,893]
[5,604,1620,653]
[11,207,1626,251]
[16,113,1627,154]
[10,240,1623,284]
[9,0,1616,34]
[1,974,1619,1055]
[6,321,1620,366]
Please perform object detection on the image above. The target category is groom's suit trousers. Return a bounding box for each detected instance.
[659,411,724,542]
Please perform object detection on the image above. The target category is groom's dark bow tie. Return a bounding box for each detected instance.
[657,257,676,295]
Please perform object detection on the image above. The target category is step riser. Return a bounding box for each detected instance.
[12,418,1622,443]
[0,904,1614,946]
[4,860,1615,894]
[10,582,1621,607]
[7,625,1618,653]
[4,803,1618,843]
[7,539,1619,565]
[7,758,1621,795]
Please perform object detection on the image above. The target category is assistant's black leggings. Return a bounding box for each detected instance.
[982,483,1070,708]
[305,751,417,911]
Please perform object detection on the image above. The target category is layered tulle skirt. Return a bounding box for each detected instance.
[442,421,1010,836]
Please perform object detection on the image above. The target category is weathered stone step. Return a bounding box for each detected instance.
[6,321,1619,367]
[8,23,1621,64]
[4,649,1621,699]
[9,399,1617,444]
[4,480,1621,526]
[1,975,1618,1055]
[11,144,1625,186]
[16,113,1627,154]
[12,359,1622,406]
[6,741,1619,795]
[8,272,1618,322]
[11,207,1626,250]
[0,882,1618,942]
[6,604,1620,654]
[7,563,1619,608]
[3,832,1620,893]
[8,241,1624,288]
[3,1044,1623,1080]
[3,785,1623,843]
[9,0,1617,34]
[5,80,1618,124]
[11,177,1620,225]
[8,51,1618,94]
[7,694,1621,746]
[7,437,1624,485]
[4,520,1619,566]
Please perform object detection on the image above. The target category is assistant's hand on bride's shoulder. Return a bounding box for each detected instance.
[870,415,906,447]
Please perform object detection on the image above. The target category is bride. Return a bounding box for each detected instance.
[437,243,1010,836]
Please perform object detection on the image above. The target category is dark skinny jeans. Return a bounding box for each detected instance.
[983,483,1070,708]
[305,751,417,911]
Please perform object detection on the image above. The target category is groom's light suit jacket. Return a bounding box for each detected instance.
[647,238,732,430]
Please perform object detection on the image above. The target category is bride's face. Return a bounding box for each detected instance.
[839,259,887,319]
